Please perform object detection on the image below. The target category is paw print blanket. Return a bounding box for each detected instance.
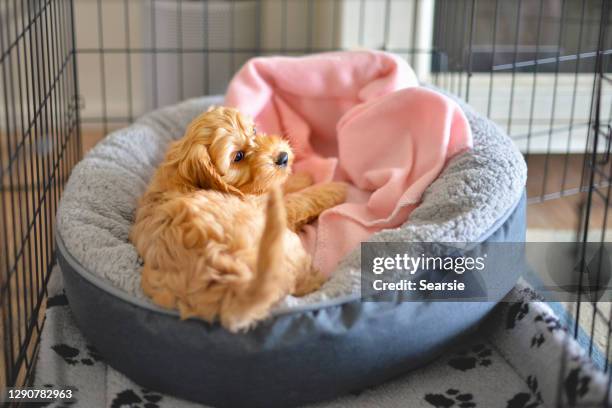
[225,51,473,276]
[35,267,612,407]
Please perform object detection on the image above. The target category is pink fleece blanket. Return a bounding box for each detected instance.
[225,51,472,277]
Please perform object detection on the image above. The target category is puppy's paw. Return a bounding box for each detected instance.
[283,172,314,193]
[220,314,258,333]
[293,268,327,297]
[320,181,348,206]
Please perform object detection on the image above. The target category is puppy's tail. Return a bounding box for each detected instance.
[221,185,288,331]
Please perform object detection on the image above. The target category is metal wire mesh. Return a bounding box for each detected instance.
[433,0,612,204]
[0,0,81,394]
[566,1,612,406]
[72,0,612,203]
[1,0,612,406]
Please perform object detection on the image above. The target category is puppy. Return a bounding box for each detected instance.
[130,106,346,332]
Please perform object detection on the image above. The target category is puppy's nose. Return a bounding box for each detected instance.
[275,151,289,167]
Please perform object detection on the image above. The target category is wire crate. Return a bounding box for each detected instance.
[1,0,611,406]
[0,0,80,394]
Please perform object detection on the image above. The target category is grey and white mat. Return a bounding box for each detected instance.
[35,266,611,408]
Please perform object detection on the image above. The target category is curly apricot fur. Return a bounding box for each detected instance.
[130,106,346,332]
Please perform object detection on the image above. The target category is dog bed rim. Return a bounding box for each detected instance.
[55,190,524,320]
[56,230,367,319]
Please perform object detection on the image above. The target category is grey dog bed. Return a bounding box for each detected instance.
[56,91,527,407]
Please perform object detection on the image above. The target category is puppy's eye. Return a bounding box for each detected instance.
[233,151,245,162]
[253,126,257,135]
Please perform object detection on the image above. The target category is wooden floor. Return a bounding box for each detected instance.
[81,127,106,154]
[527,154,611,231]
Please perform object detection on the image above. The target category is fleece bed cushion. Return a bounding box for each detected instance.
[56,90,527,407]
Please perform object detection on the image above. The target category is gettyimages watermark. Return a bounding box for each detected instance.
[360,242,612,302]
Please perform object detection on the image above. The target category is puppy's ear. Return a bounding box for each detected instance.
[209,128,232,176]
[168,139,243,196]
